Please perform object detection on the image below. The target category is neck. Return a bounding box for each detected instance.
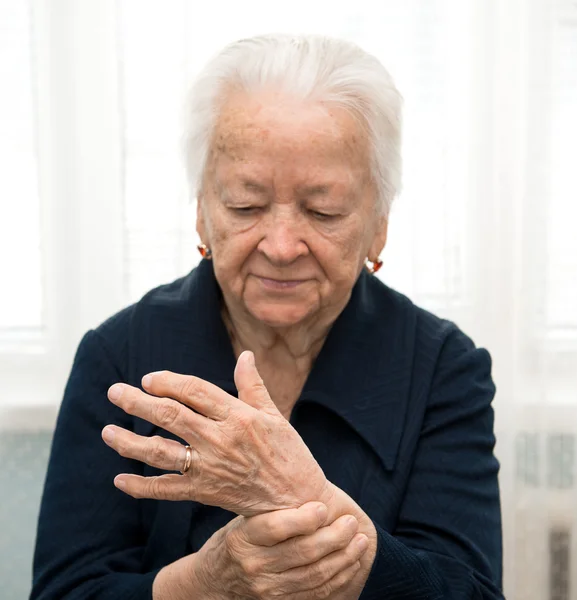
[220,296,349,372]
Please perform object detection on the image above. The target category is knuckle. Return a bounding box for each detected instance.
[148,477,165,499]
[311,582,333,600]
[178,376,200,402]
[156,401,180,428]
[123,395,137,413]
[194,384,210,405]
[117,443,130,458]
[265,520,288,543]
[235,410,254,428]
[241,557,261,577]
[295,511,318,537]
[336,517,357,541]
[349,538,365,560]
[294,538,316,562]
[251,579,271,598]
[330,561,360,592]
[249,376,266,394]
[147,436,167,464]
[304,562,327,589]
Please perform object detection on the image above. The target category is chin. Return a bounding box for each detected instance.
[247,302,316,328]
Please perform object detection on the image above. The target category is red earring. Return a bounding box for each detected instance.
[197,244,212,260]
[365,257,383,274]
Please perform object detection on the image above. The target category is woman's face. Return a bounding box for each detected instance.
[197,90,388,328]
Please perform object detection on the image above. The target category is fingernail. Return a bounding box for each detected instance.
[102,427,115,443]
[347,516,357,528]
[357,535,368,551]
[114,477,126,490]
[108,384,124,402]
[142,371,161,388]
[317,504,328,521]
[246,351,255,367]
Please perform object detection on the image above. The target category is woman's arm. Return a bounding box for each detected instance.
[151,554,201,600]
[101,328,502,599]
[30,330,162,599]
[153,503,368,600]
[31,330,366,599]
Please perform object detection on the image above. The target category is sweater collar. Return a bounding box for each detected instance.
[165,259,414,472]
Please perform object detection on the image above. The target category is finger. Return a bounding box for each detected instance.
[234,351,279,415]
[140,371,236,420]
[291,560,362,600]
[276,533,368,596]
[107,383,210,441]
[113,472,193,501]
[241,502,328,546]
[102,425,192,473]
[265,514,359,573]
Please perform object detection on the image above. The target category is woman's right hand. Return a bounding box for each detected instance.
[193,501,369,600]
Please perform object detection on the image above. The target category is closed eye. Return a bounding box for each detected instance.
[309,209,338,220]
[230,206,262,215]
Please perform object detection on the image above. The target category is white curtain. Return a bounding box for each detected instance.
[1,0,577,597]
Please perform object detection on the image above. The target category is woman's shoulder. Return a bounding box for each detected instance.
[86,267,203,378]
[94,267,201,338]
[366,274,470,346]
[364,274,489,380]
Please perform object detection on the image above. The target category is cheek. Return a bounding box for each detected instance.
[210,220,261,297]
[207,208,255,260]
[212,232,253,278]
[312,221,367,281]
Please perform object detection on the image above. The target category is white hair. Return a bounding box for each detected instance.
[182,34,403,217]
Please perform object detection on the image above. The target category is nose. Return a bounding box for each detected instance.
[257,211,309,266]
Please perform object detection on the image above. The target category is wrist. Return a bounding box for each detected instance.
[153,552,212,600]
[187,552,214,599]
[319,481,378,561]
[319,481,369,527]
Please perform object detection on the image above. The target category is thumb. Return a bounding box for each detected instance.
[234,351,277,414]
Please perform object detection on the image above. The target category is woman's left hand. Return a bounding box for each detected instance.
[190,502,369,600]
[102,351,332,516]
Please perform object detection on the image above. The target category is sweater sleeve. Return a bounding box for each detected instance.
[30,330,161,599]
[360,326,503,600]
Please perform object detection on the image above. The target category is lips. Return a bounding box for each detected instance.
[256,276,308,290]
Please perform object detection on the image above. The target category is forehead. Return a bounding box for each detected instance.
[210,90,370,177]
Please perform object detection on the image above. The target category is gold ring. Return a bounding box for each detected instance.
[181,445,193,474]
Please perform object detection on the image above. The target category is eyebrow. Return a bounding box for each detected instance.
[238,179,334,196]
[241,179,268,193]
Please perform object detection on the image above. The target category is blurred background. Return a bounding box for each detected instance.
[1,0,576,598]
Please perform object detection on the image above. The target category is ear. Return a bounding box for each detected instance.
[195,194,207,242]
[368,217,389,260]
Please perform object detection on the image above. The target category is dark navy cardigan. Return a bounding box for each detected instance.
[31,259,503,599]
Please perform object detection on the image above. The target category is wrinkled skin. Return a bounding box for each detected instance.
[103,88,385,598]
[103,352,332,516]
[191,502,369,600]
[197,89,388,333]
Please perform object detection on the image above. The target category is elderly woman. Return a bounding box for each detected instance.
[31,34,502,599]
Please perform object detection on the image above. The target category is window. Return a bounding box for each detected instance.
[545,2,577,345]
[0,1,42,340]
